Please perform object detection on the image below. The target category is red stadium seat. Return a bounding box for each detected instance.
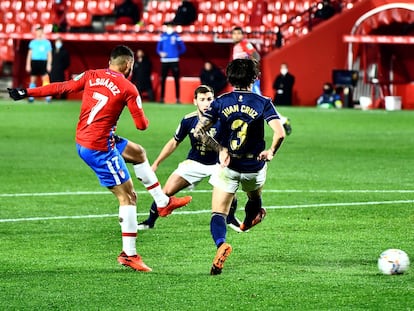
[146,12,164,27]
[14,11,26,24]
[11,0,23,12]
[267,1,282,13]
[36,0,52,12]
[41,11,53,24]
[0,1,12,12]
[205,13,217,27]
[228,1,241,14]
[141,11,149,23]
[0,38,14,62]
[86,1,99,15]
[3,11,14,24]
[241,1,254,14]
[147,0,158,12]
[24,0,36,12]
[198,1,212,13]
[212,1,226,13]
[97,0,115,16]
[157,0,173,12]
[170,0,182,11]
[70,0,86,12]
[66,11,92,28]
[3,23,16,34]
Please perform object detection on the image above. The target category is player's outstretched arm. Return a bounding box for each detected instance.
[151,138,180,172]
[7,88,28,101]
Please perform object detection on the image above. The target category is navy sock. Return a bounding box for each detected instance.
[210,213,227,247]
[226,197,238,224]
[146,201,159,225]
[244,197,262,224]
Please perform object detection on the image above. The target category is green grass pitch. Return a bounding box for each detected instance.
[0,99,413,310]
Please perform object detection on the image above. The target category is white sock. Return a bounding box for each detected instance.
[133,160,169,207]
[119,205,138,256]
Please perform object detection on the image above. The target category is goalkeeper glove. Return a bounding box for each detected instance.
[7,88,28,101]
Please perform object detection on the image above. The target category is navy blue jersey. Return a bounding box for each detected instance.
[204,91,280,172]
[174,111,222,165]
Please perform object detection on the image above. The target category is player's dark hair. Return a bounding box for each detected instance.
[226,58,259,89]
[232,26,243,34]
[110,45,134,60]
[194,85,214,98]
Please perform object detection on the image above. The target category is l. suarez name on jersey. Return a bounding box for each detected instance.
[89,78,121,96]
[222,104,258,119]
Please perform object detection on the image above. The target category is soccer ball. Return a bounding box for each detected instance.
[378,249,410,275]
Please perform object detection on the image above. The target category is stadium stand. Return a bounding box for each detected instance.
[0,0,364,62]
[0,0,359,85]
[2,0,412,108]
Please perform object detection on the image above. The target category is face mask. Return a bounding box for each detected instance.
[281,68,288,75]
[55,42,62,49]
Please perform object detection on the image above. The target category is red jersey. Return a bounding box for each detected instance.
[232,39,257,60]
[28,69,149,151]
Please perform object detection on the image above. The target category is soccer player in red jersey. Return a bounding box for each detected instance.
[231,26,292,135]
[8,45,192,272]
[231,26,261,62]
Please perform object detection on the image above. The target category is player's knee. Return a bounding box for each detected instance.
[126,142,147,164]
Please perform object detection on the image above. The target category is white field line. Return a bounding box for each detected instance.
[1,199,413,223]
[1,189,414,198]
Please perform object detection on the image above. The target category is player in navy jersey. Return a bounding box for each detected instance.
[137,85,242,232]
[194,58,286,275]
[8,45,192,272]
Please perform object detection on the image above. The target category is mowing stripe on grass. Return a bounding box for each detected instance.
[1,189,414,198]
[1,199,413,223]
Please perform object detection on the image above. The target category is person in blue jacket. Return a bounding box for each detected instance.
[156,22,186,103]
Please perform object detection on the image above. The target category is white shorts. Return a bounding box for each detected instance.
[209,164,267,194]
[173,159,218,185]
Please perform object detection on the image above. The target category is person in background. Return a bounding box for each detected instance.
[193,58,286,275]
[156,22,186,103]
[231,26,262,95]
[131,49,154,101]
[272,63,295,106]
[138,85,241,232]
[316,82,343,108]
[52,0,68,32]
[315,0,336,20]
[8,45,192,272]
[199,61,227,96]
[171,0,197,26]
[114,0,141,25]
[25,26,53,103]
[50,37,70,99]
[232,27,292,135]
